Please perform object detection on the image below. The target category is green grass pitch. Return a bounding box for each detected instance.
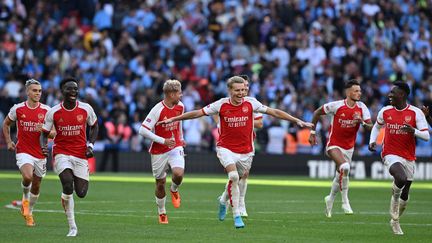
[1,171,431,242]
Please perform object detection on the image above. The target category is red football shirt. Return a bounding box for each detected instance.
[323,99,371,150]
[42,101,97,159]
[141,101,184,154]
[203,97,268,154]
[8,102,50,158]
[376,105,429,161]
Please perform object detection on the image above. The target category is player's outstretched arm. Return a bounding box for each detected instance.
[265,108,314,128]
[308,106,325,145]
[86,122,99,158]
[157,109,206,125]
[2,116,16,151]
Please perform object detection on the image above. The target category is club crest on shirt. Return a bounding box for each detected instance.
[38,113,45,121]
[353,111,361,119]
[176,111,181,116]
[242,105,249,113]
[77,114,84,122]
[404,116,412,123]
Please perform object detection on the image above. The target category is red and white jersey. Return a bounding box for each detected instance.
[203,97,268,154]
[8,102,50,158]
[42,101,97,159]
[377,105,429,161]
[142,101,184,154]
[323,99,371,150]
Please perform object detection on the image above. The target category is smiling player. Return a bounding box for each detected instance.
[40,77,98,237]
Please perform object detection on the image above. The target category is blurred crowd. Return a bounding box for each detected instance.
[1,0,432,163]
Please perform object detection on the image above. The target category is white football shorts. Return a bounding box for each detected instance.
[383,154,415,181]
[54,154,89,181]
[16,153,47,177]
[216,146,253,177]
[326,146,354,163]
[150,146,185,179]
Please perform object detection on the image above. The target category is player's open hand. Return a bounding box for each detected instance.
[297,120,314,129]
[41,145,49,157]
[35,123,43,132]
[401,123,415,133]
[421,106,430,117]
[308,133,317,146]
[164,137,176,148]
[157,118,174,126]
[86,146,94,158]
[7,141,16,151]
[368,142,377,152]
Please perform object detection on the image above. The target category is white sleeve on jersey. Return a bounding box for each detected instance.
[359,102,372,121]
[246,97,268,113]
[202,99,224,116]
[85,104,98,126]
[139,126,165,144]
[42,108,54,132]
[370,108,385,144]
[7,104,18,121]
[142,105,161,130]
[376,107,385,125]
[414,108,430,141]
[322,100,341,115]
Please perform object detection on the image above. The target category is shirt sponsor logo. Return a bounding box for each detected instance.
[146,118,152,123]
[386,123,409,135]
[58,124,83,136]
[19,120,40,132]
[224,116,249,127]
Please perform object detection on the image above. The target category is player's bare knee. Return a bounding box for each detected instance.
[22,172,33,184]
[339,163,350,175]
[76,189,87,198]
[228,171,239,183]
[172,170,184,181]
[156,179,165,191]
[62,182,74,195]
[30,184,41,195]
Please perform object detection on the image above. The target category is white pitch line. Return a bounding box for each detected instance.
[4,204,432,226]
[31,199,432,205]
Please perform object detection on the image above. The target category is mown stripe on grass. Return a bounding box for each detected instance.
[1,173,432,189]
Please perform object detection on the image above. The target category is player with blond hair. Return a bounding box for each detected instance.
[3,79,52,227]
[139,79,185,224]
[159,76,313,228]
